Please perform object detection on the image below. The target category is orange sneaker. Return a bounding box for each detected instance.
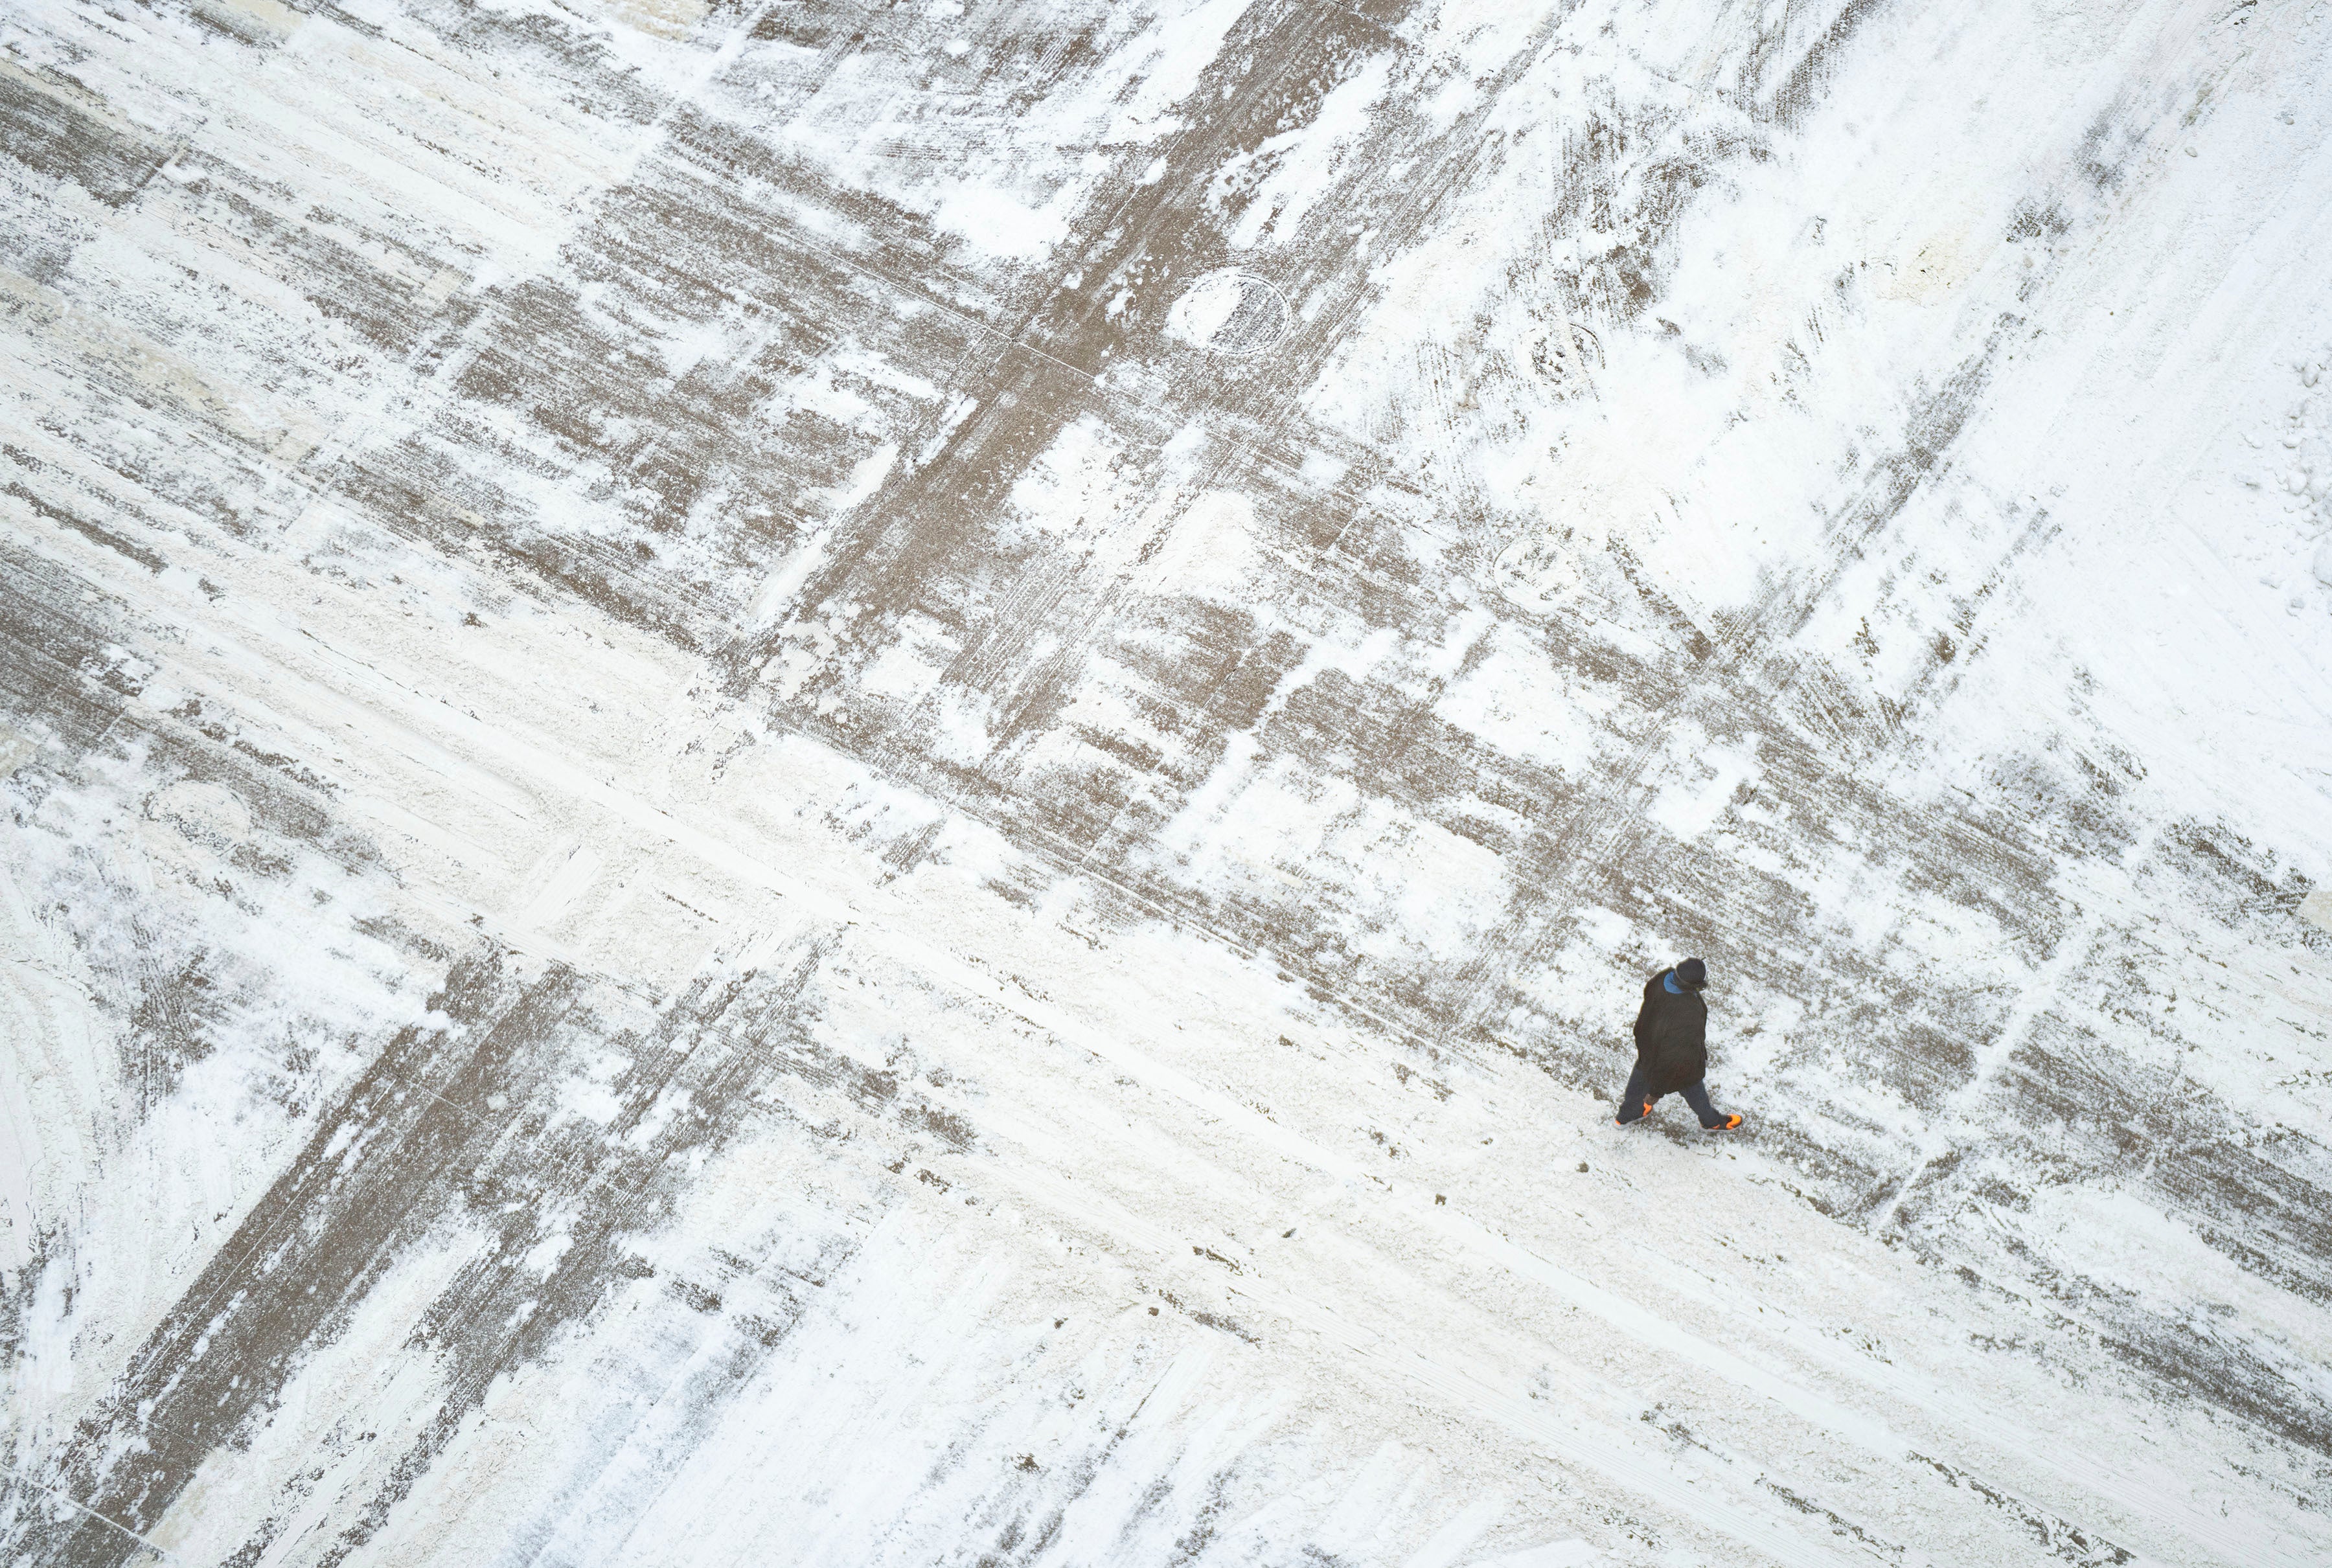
[1711,1113,1743,1131]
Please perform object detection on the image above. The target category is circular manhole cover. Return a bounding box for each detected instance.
[1165,270,1291,357]
[1491,530,1587,613]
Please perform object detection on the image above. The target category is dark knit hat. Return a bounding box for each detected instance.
[1675,957,1708,990]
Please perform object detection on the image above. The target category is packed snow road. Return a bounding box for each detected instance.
[3,0,2329,1563]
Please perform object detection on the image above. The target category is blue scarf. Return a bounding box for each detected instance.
[1663,971,1683,994]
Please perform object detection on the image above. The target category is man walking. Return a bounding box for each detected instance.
[1616,957,1743,1130]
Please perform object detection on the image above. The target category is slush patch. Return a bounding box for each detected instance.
[2302,889,2332,935]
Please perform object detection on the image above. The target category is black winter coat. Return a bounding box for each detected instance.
[1632,970,1708,1096]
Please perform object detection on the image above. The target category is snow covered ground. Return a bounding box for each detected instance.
[3,0,2330,1563]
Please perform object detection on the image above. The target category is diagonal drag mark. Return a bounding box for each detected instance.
[1,1462,177,1563]
[1871,818,2169,1236]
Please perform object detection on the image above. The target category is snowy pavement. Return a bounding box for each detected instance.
[3,0,2330,1563]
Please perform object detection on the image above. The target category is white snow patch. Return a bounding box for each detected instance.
[1005,415,1134,541]
[935,184,1071,260]
[1139,488,1263,601]
[1644,728,1758,841]
[1435,635,1614,777]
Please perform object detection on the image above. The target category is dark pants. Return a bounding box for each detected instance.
[1616,1062,1724,1128]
